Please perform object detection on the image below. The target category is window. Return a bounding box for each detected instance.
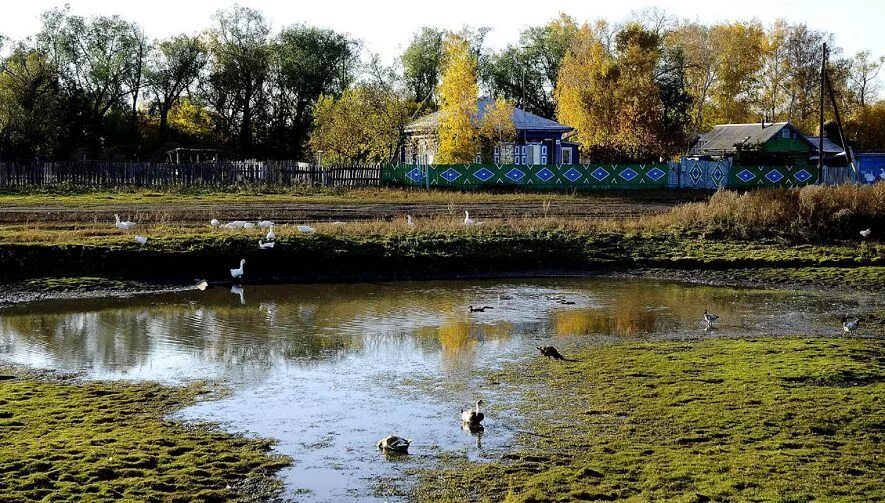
[561,147,572,165]
[541,145,548,165]
[493,146,500,164]
[514,145,521,164]
[782,128,790,139]
[475,153,482,163]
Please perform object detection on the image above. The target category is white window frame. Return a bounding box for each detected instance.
[782,129,790,139]
[561,147,572,165]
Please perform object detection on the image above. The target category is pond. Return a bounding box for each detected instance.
[0,277,869,501]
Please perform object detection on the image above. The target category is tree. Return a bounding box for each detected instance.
[401,28,443,110]
[145,35,207,140]
[845,101,885,150]
[0,46,61,159]
[478,97,516,159]
[847,50,885,108]
[204,5,271,156]
[706,21,765,125]
[436,34,479,164]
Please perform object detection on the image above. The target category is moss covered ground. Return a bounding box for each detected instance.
[412,337,885,502]
[0,367,291,502]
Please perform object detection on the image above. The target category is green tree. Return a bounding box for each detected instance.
[0,46,61,159]
[145,35,207,141]
[436,34,479,164]
[401,27,444,110]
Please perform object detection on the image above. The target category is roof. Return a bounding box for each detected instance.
[804,137,845,154]
[405,98,573,134]
[692,122,796,153]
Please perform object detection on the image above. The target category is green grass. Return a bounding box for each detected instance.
[412,337,885,502]
[0,367,291,502]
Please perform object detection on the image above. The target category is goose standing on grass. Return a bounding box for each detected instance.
[463,211,475,226]
[406,215,415,227]
[860,228,872,239]
[266,225,276,241]
[134,235,148,245]
[210,218,221,227]
[703,309,719,328]
[377,435,411,454]
[114,214,136,230]
[224,220,247,229]
[842,316,860,333]
[258,240,275,250]
[230,259,246,280]
[258,219,274,228]
[297,224,315,234]
[461,400,485,426]
[244,222,256,229]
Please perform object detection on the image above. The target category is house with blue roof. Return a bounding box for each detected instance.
[402,98,580,165]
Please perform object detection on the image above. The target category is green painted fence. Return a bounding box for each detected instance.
[383,163,671,189]
[729,164,819,188]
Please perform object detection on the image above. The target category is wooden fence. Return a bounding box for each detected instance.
[0,161,381,188]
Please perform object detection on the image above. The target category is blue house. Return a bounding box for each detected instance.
[402,98,579,165]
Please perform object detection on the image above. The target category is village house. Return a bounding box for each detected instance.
[688,121,846,166]
[402,98,580,166]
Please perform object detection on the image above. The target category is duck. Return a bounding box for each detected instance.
[703,309,719,328]
[266,225,276,241]
[224,220,247,229]
[134,235,148,245]
[377,435,411,454]
[258,220,274,228]
[468,305,494,313]
[258,240,275,249]
[210,218,221,227]
[297,224,315,234]
[230,259,246,280]
[842,316,860,333]
[461,400,485,425]
[406,215,415,227]
[463,211,475,226]
[114,214,136,230]
[860,228,872,239]
[537,345,565,360]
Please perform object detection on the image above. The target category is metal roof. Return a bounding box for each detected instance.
[804,136,845,154]
[405,98,573,134]
[692,122,795,153]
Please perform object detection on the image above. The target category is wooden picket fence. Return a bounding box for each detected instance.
[0,160,382,188]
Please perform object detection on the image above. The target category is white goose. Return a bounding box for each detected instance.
[134,235,148,245]
[463,211,475,226]
[244,222,256,229]
[703,309,719,328]
[258,240,275,249]
[114,214,136,230]
[266,225,276,241]
[407,215,415,227]
[258,220,274,228]
[297,224,315,234]
[460,399,485,425]
[224,220,247,229]
[210,219,221,227]
[860,228,872,239]
[230,259,246,280]
[842,317,860,333]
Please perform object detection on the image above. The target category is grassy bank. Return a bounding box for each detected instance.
[0,366,290,501]
[413,337,885,502]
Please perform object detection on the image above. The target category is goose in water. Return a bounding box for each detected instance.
[258,220,274,228]
[230,259,246,280]
[406,215,415,227]
[704,309,719,328]
[266,225,276,241]
[377,435,411,454]
[463,211,475,226]
[231,285,245,305]
[195,279,209,291]
[134,235,148,245]
[114,214,137,230]
[537,345,565,360]
[258,240,275,249]
[297,224,315,234]
[468,305,494,313]
[210,219,221,227]
[860,228,872,239]
[842,317,860,333]
[224,220,247,229]
[461,400,485,425]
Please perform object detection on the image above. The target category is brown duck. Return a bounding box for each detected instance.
[537,345,565,360]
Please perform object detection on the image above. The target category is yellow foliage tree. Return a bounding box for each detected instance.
[436,34,479,164]
[478,97,516,160]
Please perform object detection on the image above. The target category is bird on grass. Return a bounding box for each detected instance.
[210,218,221,227]
[537,346,566,360]
[463,211,475,226]
[703,309,719,328]
[134,235,148,245]
[406,215,415,227]
[377,435,411,454]
[461,400,485,426]
[257,220,274,228]
[114,214,136,230]
[224,220,247,229]
[297,224,315,234]
[244,222,256,229]
[842,316,861,333]
[230,259,245,280]
[266,225,276,241]
[860,228,872,239]
[468,305,494,313]
[258,240,275,249]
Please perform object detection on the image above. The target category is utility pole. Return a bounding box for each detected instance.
[818,43,826,174]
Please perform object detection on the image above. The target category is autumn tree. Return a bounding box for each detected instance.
[145,35,207,141]
[401,27,444,110]
[436,34,479,164]
[846,50,885,108]
[477,97,516,160]
[0,46,61,159]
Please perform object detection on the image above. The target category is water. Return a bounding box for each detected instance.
[0,277,872,501]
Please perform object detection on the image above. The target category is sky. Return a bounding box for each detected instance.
[0,0,881,63]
